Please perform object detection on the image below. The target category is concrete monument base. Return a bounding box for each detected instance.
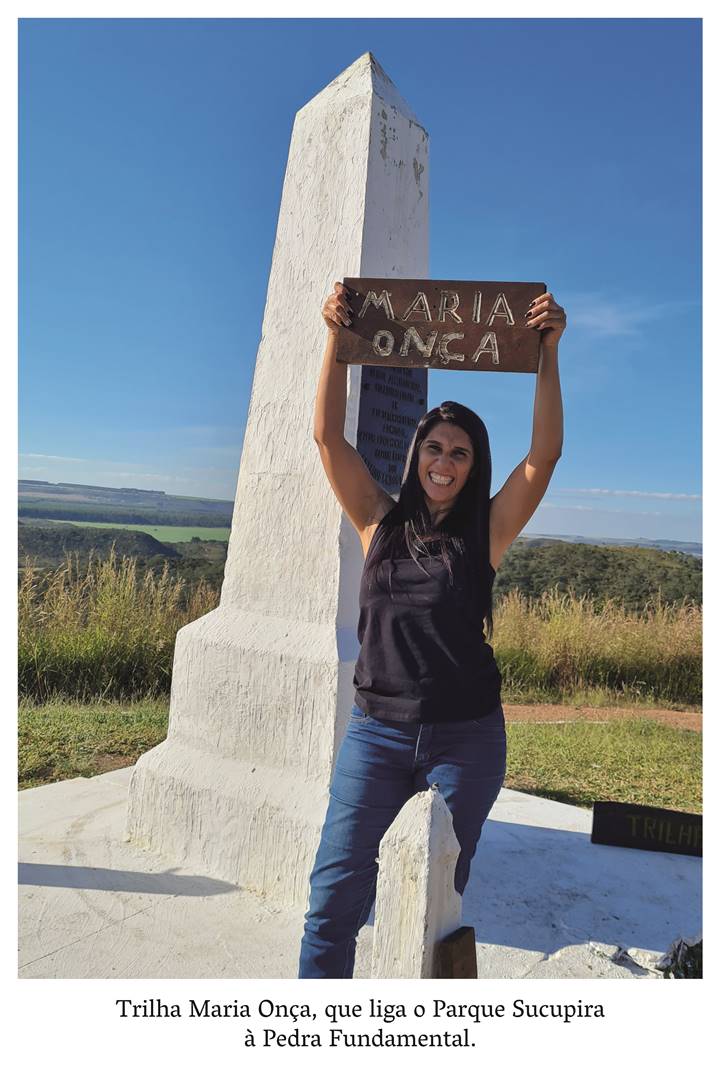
[126,609,349,906]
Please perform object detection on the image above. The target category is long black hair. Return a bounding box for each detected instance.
[364,400,495,639]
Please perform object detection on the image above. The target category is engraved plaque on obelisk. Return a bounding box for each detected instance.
[356,365,427,494]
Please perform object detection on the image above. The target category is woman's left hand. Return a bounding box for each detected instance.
[525,292,566,348]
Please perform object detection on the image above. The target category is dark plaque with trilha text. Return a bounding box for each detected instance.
[591,801,702,858]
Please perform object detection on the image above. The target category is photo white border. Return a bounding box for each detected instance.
[6,4,713,1059]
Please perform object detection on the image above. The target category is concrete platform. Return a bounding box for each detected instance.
[18,768,701,979]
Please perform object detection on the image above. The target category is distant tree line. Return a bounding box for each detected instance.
[19,521,702,613]
[494,540,701,611]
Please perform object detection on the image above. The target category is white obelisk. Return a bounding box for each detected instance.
[126,53,429,906]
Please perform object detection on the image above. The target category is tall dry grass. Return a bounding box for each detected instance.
[18,549,219,702]
[492,588,701,705]
[18,552,702,706]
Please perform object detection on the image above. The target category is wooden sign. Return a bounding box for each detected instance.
[591,802,702,858]
[336,277,547,373]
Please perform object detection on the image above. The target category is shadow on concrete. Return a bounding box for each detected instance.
[456,819,701,956]
[18,863,237,897]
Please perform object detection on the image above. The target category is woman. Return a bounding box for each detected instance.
[298,281,566,979]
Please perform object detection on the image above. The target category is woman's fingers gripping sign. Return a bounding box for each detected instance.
[524,291,567,346]
[321,282,354,335]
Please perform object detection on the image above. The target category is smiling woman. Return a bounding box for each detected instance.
[300,279,565,979]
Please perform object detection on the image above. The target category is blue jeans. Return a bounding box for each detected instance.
[298,702,506,978]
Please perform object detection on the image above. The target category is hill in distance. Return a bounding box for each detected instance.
[19,519,180,570]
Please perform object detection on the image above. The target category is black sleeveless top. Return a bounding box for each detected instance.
[353,525,502,723]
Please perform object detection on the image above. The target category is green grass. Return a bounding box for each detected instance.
[18,697,170,790]
[41,520,230,542]
[505,718,701,813]
[18,699,701,815]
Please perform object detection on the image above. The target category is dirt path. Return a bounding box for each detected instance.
[504,703,702,732]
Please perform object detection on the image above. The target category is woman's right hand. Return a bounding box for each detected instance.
[321,282,353,335]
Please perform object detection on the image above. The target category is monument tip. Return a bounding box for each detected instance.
[298,50,426,134]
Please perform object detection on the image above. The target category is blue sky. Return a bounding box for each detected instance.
[19,17,702,541]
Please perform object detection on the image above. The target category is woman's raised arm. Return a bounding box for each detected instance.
[313,282,394,538]
[489,292,566,570]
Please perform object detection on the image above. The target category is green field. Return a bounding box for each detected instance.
[17,697,701,812]
[41,519,230,543]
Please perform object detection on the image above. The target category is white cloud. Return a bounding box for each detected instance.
[92,472,193,483]
[539,502,663,517]
[553,488,701,501]
[20,452,85,463]
[565,293,699,339]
